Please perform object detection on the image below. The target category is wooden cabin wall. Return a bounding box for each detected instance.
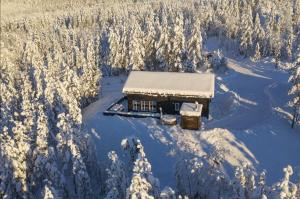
[127,94,210,118]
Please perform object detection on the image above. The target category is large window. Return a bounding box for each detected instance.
[174,102,180,111]
[133,100,140,111]
[149,101,157,112]
[141,101,147,111]
[134,100,157,112]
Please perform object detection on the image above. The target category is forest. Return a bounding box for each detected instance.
[1,0,300,198]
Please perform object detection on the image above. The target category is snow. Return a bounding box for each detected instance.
[122,71,215,98]
[161,115,177,125]
[180,103,203,117]
[83,39,300,188]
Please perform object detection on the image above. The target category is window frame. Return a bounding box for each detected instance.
[149,101,157,112]
[141,100,147,111]
[132,100,140,111]
[174,102,180,111]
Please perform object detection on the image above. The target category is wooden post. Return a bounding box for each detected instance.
[159,107,163,118]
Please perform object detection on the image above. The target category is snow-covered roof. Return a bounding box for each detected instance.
[180,103,203,117]
[122,71,215,98]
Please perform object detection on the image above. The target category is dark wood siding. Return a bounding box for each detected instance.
[127,94,211,118]
[181,115,201,130]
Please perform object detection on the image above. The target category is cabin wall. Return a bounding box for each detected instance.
[127,94,210,118]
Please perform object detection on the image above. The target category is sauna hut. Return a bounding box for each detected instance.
[122,71,215,126]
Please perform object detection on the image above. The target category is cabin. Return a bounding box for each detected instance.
[122,71,215,129]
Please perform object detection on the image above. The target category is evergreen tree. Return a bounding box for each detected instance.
[129,22,145,71]
[104,151,128,199]
[288,51,300,128]
[122,138,160,199]
[239,6,254,56]
[187,19,203,72]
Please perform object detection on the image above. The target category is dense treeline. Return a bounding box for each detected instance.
[1,0,300,198]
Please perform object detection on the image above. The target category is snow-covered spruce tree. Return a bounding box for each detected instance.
[270,165,298,199]
[42,180,59,199]
[0,127,16,198]
[104,151,128,199]
[252,171,268,199]
[288,51,300,128]
[175,144,230,199]
[160,187,176,199]
[253,13,265,49]
[56,112,92,199]
[210,50,227,72]
[170,13,186,72]
[187,19,203,72]
[252,43,261,62]
[143,14,159,71]
[282,26,294,61]
[232,166,247,199]
[108,26,122,75]
[156,16,171,71]
[239,6,253,57]
[121,137,160,199]
[129,21,145,71]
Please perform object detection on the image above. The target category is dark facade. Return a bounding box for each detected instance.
[127,94,211,118]
[181,115,201,130]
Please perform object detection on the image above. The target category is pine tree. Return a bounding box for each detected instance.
[252,43,261,61]
[104,151,128,199]
[187,19,203,72]
[171,13,186,72]
[122,138,160,199]
[156,19,171,71]
[129,22,145,71]
[288,51,300,128]
[239,6,254,56]
[253,13,265,48]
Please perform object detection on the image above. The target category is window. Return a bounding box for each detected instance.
[174,103,180,111]
[133,100,140,111]
[149,101,157,112]
[141,101,148,111]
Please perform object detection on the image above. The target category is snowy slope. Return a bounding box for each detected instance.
[83,42,300,188]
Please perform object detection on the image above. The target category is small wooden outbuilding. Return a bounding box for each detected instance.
[180,102,203,130]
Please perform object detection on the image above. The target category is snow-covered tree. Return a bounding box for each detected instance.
[288,51,300,128]
[175,144,229,199]
[42,180,59,199]
[171,13,186,72]
[210,50,228,72]
[122,137,160,199]
[187,19,203,72]
[239,6,254,56]
[252,43,261,61]
[271,165,297,199]
[156,19,171,71]
[104,151,128,199]
[129,22,145,71]
[160,187,176,199]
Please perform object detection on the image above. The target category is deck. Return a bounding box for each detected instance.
[103,96,161,118]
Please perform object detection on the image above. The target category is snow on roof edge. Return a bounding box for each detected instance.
[122,71,215,98]
[180,103,203,117]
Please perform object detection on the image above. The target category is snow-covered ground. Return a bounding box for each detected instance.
[83,42,300,188]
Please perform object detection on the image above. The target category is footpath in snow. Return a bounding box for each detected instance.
[83,52,300,188]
